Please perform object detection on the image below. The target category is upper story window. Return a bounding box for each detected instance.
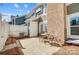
[36,8,41,13]
[36,7,43,16]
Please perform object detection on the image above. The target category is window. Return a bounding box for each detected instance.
[70,17,79,35]
[36,8,41,13]
[36,7,43,16]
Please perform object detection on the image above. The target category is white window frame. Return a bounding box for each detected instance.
[67,12,79,39]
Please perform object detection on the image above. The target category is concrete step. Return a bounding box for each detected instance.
[66,39,79,45]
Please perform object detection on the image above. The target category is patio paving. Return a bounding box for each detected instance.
[18,38,60,55]
[53,45,79,55]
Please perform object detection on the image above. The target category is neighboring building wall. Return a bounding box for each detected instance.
[47,3,65,45]
[10,15,27,25]
[15,15,26,25]
[9,15,16,25]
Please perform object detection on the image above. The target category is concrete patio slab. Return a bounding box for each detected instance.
[19,38,60,55]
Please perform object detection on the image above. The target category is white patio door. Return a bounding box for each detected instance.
[29,22,38,37]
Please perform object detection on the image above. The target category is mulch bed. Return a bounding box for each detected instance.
[53,45,79,55]
[5,36,29,45]
[0,47,21,55]
[0,37,23,55]
[14,36,29,40]
[5,37,16,45]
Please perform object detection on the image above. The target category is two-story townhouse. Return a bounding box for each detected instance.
[25,3,47,37]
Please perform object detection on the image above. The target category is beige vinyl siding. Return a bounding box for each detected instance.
[67,3,79,15]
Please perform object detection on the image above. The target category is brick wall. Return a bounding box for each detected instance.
[47,3,66,45]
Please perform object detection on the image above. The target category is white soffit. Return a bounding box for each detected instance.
[66,3,72,6]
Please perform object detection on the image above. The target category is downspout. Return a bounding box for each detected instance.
[38,20,40,36]
[64,4,67,44]
[28,23,30,37]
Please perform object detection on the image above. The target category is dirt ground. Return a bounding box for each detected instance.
[53,45,79,55]
[0,47,21,55]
